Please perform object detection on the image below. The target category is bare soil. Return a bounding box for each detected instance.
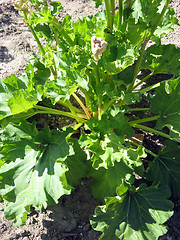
[0,1,180,240]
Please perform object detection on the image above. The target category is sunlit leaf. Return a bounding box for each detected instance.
[0,122,73,226]
[91,185,173,240]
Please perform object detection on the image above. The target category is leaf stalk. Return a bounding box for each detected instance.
[34,105,86,123]
[72,93,91,119]
[132,123,180,143]
[23,11,57,77]
[129,115,160,125]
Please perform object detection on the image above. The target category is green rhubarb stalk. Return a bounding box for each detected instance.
[34,105,86,123]
[139,82,161,94]
[101,99,115,116]
[132,123,180,143]
[132,72,154,91]
[129,108,150,112]
[128,30,148,91]
[129,0,170,91]
[58,99,82,115]
[52,18,75,47]
[78,87,91,108]
[94,64,102,109]
[129,115,160,125]
[72,93,91,119]
[23,11,57,77]
[23,11,45,57]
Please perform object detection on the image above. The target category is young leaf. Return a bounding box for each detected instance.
[131,0,175,38]
[141,44,180,75]
[0,122,73,226]
[89,140,145,201]
[91,185,173,240]
[100,43,136,75]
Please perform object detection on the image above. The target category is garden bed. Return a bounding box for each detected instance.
[0,1,180,240]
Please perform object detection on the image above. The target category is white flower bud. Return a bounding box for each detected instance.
[91,36,107,61]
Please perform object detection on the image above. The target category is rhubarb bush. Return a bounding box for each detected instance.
[0,0,180,239]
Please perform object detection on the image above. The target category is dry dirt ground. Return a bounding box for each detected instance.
[0,0,180,240]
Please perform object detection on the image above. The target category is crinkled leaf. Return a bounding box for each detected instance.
[132,0,171,35]
[146,142,180,198]
[109,113,134,140]
[141,44,180,75]
[126,18,147,45]
[91,185,173,240]
[0,122,73,226]
[87,134,145,201]
[72,11,107,42]
[34,23,52,40]
[149,79,180,141]
[153,6,178,39]
[100,43,136,75]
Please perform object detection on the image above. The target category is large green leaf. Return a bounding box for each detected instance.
[91,185,173,240]
[141,44,180,75]
[149,79,180,141]
[0,122,73,226]
[146,142,180,198]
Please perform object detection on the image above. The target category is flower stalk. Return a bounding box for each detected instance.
[118,0,123,30]
[105,0,112,32]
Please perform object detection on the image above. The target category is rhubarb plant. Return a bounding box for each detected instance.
[0,0,180,239]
